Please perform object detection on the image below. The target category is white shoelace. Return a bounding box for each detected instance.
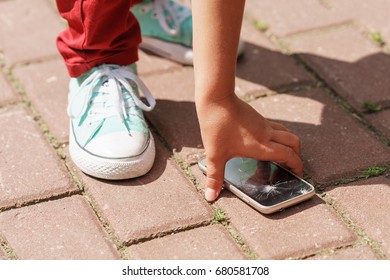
[68,66,156,129]
[142,0,191,36]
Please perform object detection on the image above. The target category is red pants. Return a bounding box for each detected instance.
[56,0,142,77]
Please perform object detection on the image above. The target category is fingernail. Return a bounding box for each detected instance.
[205,188,219,202]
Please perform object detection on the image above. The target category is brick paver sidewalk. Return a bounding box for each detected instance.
[0,0,389,260]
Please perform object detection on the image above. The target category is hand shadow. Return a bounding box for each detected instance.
[142,38,390,216]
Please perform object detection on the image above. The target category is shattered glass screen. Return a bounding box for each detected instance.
[224,158,313,206]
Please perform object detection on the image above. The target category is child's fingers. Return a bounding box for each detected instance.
[204,157,226,202]
[260,142,303,177]
[269,121,290,132]
[271,130,301,156]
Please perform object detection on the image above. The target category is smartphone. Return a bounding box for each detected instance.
[198,157,315,214]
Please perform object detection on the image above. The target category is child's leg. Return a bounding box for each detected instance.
[56,0,142,77]
[56,0,157,180]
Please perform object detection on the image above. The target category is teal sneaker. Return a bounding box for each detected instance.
[132,0,245,65]
[67,64,156,180]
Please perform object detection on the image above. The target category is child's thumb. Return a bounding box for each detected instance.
[204,158,225,202]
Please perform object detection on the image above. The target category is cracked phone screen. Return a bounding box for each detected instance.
[224,158,313,206]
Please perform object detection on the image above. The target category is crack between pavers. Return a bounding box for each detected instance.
[0,190,81,214]
[81,192,130,260]
[0,234,18,260]
[223,224,258,260]
[0,100,24,110]
[242,82,324,104]
[295,242,361,260]
[246,10,354,40]
[7,55,63,71]
[281,21,356,40]
[320,192,387,259]
[208,205,258,260]
[138,65,191,79]
[314,166,389,192]
[124,220,213,249]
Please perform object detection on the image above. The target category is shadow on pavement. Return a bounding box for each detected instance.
[142,38,390,216]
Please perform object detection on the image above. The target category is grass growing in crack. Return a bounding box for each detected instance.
[254,20,268,32]
[226,226,258,259]
[363,101,382,113]
[82,194,128,258]
[369,32,386,47]
[211,204,258,259]
[359,167,386,179]
[0,236,18,260]
[172,152,200,191]
[213,208,227,224]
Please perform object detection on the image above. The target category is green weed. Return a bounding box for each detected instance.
[360,167,386,179]
[370,32,385,47]
[363,101,382,113]
[213,208,227,223]
[254,20,268,32]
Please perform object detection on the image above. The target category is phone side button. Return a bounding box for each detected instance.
[242,197,250,203]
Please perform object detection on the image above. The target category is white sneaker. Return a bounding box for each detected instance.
[132,0,245,65]
[67,64,156,180]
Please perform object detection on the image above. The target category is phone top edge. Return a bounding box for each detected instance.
[197,159,207,174]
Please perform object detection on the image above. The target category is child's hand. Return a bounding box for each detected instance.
[196,95,303,202]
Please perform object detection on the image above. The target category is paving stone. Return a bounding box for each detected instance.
[367,110,390,140]
[137,50,182,76]
[249,89,390,184]
[65,137,213,244]
[0,71,19,106]
[191,165,357,260]
[13,59,69,144]
[127,225,246,260]
[244,0,352,37]
[330,0,390,44]
[308,245,379,260]
[0,106,75,209]
[327,176,390,257]
[285,26,390,112]
[0,0,64,66]
[0,196,120,259]
[236,20,315,94]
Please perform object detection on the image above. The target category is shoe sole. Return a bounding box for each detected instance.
[140,36,194,65]
[140,36,245,65]
[69,128,156,180]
